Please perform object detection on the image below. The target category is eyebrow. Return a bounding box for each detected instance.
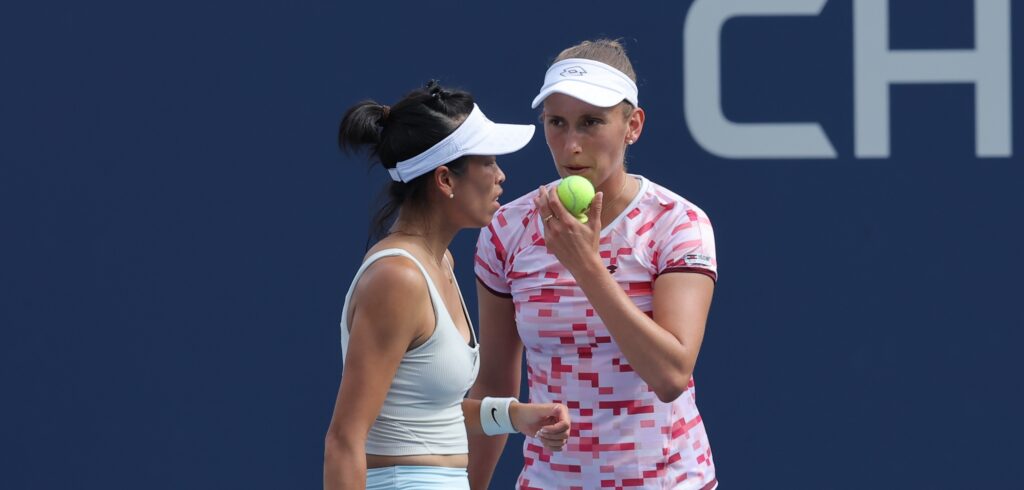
[539,111,609,121]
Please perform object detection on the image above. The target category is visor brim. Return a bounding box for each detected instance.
[531,80,628,109]
[466,123,536,156]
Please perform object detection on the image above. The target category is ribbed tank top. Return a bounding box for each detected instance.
[340,248,480,456]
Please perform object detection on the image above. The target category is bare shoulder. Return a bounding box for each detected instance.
[354,255,429,309]
[350,254,432,345]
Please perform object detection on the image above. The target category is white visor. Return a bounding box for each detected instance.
[531,58,639,109]
[389,104,535,183]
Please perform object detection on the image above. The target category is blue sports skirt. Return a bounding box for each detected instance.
[366,465,469,490]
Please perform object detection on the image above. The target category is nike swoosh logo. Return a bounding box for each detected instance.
[491,407,499,424]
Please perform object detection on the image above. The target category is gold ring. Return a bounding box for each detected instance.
[543,214,555,222]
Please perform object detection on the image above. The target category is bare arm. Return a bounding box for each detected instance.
[536,186,715,402]
[323,259,432,490]
[572,262,713,401]
[467,281,523,490]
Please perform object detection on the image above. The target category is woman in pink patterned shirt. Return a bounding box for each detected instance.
[469,40,720,489]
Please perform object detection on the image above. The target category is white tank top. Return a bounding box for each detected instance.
[340,248,480,456]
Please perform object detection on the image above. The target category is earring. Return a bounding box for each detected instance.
[449,193,454,199]
[626,138,634,145]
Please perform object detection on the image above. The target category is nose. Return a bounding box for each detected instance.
[495,164,506,184]
[565,134,583,154]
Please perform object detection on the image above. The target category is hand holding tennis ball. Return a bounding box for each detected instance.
[556,176,595,223]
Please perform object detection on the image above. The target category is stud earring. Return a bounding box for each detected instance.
[449,193,454,199]
[626,138,634,145]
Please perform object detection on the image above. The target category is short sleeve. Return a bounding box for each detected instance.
[474,221,512,297]
[654,205,718,282]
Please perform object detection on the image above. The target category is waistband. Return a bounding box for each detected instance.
[366,465,469,490]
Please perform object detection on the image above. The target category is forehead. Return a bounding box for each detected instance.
[541,93,615,116]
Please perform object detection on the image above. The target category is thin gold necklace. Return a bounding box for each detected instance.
[389,230,453,283]
[604,175,632,219]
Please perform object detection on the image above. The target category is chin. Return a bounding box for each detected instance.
[477,207,500,226]
[478,212,496,227]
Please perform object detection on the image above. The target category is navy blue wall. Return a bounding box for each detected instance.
[2,1,1021,488]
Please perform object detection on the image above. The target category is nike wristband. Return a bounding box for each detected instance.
[480,397,519,435]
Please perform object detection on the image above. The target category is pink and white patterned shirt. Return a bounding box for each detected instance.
[475,175,719,490]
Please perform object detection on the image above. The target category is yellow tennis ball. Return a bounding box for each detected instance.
[556,175,595,223]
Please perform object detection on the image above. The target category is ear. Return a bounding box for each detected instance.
[433,165,455,197]
[626,106,645,145]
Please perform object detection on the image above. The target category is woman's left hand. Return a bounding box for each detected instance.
[509,402,572,452]
[534,185,605,275]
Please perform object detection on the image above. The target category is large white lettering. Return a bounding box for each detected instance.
[684,0,837,159]
[854,0,1012,158]
[683,0,1013,159]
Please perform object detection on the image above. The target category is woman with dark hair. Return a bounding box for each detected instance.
[470,40,720,489]
[323,81,571,490]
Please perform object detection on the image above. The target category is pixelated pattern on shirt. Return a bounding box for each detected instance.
[475,176,718,489]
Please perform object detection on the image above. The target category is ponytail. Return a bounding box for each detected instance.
[338,81,475,242]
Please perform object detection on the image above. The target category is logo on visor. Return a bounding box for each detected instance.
[560,66,587,77]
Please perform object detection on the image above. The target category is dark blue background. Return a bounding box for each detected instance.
[2,1,1021,488]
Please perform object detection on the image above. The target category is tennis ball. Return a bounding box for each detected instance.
[556,175,595,223]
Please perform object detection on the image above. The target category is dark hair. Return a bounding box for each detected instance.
[338,80,474,242]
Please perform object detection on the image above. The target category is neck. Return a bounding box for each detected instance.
[389,210,457,265]
[596,172,637,226]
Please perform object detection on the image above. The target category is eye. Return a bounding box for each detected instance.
[583,117,604,127]
[545,117,564,127]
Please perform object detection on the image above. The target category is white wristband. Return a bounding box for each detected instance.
[480,397,518,435]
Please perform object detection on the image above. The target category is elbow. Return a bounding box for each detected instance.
[653,372,692,403]
[324,430,355,461]
[323,431,363,490]
[654,386,683,404]
[323,432,341,461]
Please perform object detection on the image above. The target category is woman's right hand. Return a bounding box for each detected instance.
[509,402,572,452]
[534,185,605,276]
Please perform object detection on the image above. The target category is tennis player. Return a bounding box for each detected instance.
[469,40,720,489]
[324,81,571,490]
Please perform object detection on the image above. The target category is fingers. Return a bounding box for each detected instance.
[535,185,549,212]
[530,405,570,435]
[536,184,583,225]
[534,404,570,452]
[534,185,558,224]
[540,419,570,435]
[537,433,568,452]
[544,405,569,427]
[535,425,569,452]
[587,191,604,231]
[546,185,574,222]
